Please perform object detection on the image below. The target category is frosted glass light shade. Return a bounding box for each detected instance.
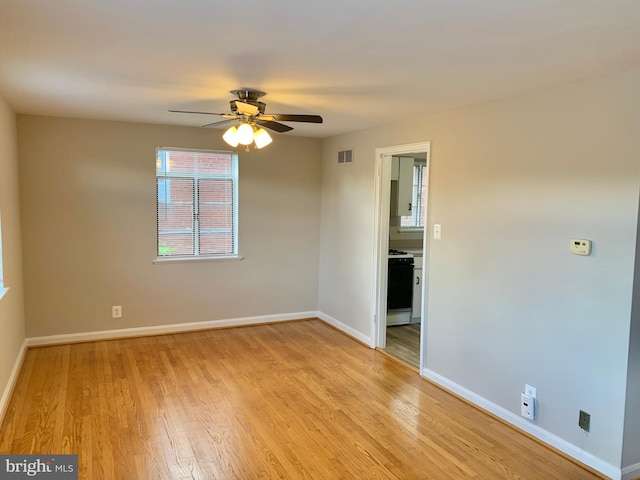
[237,123,254,145]
[222,126,239,147]
[253,128,272,149]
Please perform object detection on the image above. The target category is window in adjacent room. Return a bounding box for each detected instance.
[400,162,427,229]
[155,148,239,261]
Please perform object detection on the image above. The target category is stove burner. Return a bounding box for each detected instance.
[388,249,408,255]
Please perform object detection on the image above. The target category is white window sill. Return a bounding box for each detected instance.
[397,228,424,233]
[0,286,9,301]
[153,255,244,264]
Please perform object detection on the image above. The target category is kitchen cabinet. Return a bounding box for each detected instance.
[391,156,414,217]
[412,256,423,323]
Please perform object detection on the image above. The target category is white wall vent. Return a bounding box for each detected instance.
[338,149,353,165]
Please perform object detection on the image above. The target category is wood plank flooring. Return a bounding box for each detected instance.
[385,324,421,368]
[0,320,601,479]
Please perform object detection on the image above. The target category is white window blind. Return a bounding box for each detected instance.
[401,163,427,228]
[156,148,239,259]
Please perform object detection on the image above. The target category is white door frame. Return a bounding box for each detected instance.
[371,141,431,373]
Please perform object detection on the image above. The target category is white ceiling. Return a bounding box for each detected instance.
[1,0,639,138]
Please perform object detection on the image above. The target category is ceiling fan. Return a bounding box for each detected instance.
[169,89,323,150]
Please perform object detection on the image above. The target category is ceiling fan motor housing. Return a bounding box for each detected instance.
[230,99,266,115]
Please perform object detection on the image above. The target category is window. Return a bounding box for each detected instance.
[156,148,239,260]
[400,163,427,229]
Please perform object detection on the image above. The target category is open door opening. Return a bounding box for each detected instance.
[372,142,431,373]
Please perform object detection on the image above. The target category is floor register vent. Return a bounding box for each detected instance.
[338,149,353,165]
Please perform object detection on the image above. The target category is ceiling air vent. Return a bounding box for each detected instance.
[338,149,353,165]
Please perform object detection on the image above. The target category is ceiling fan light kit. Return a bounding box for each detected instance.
[170,89,322,152]
[253,127,273,149]
[236,122,255,145]
[221,123,273,150]
[222,125,240,147]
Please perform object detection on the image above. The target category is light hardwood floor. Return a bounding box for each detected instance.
[0,320,601,479]
[385,324,421,368]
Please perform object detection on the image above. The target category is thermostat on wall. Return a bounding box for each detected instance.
[570,238,592,256]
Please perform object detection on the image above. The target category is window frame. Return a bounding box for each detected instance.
[154,147,242,264]
[400,161,427,230]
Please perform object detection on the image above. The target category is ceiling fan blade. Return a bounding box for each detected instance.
[255,120,294,133]
[169,109,234,117]
[201,119,236,128]
[234,101,260,116]
[260,114,323,123]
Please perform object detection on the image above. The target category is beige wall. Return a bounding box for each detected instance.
[18,116,322,337]
[0,95,26,414]
[319,69,640,468]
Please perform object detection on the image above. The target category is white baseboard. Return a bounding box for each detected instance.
[0,340,28,427]
[622,463,640,480]
[317,311,371,346]
[423,368,621,480]
[25,311,319,347]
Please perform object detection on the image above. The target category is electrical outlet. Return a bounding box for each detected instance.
[111,305,122,318]
[521,393,535,420]
[525,384,537,398]
[579,410,590,432]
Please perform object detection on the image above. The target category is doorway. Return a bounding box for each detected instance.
[371,142,431,372]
